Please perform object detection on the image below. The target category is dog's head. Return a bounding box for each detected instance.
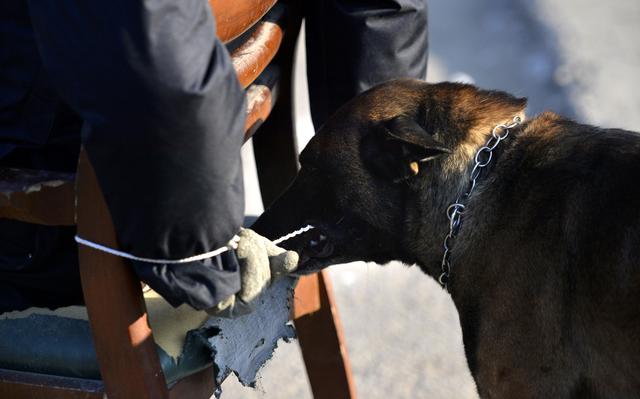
[252,79,526,275]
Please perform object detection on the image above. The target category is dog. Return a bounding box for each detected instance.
[252,79,640,398]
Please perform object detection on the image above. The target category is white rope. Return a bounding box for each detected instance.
[273,224,315,245]
[73,224,315,264]
[73,235,239,264]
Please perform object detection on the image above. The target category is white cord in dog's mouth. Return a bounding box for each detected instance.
[272,225,315,245]
[74,225,315,265]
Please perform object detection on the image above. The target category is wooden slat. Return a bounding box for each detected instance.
[245,84,274,141]
[231,4,285,88]
[292,274,322,319]
[76,150,169,399]
[210,0,277,43]
[0,368,103,399]
[245,65,280,141]
[294,271,358,399]
[0,168,75,225]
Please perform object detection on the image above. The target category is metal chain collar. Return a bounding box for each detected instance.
[439,116,522,289]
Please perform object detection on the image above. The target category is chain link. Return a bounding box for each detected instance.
[439,116,522,289]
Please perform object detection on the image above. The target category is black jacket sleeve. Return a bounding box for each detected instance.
[27,0,246,308]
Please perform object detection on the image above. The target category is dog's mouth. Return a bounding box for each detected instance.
[295,228,336,275]
[283,215,359,275]
[270,215,361,275]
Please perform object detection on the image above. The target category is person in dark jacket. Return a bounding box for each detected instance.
[0,0,428,313]
[304,0,429,127]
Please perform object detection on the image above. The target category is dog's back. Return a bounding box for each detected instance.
[457,112,640,398]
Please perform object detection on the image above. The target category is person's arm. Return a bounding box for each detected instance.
[28,0,246,308]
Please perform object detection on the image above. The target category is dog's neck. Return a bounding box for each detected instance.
[404,111,527,285]
[441,110,526,177]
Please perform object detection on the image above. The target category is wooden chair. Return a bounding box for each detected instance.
[0,1,356,398]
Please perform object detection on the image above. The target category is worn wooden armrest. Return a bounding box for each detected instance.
[230,4,285,88]
[0,169,75,226]
[210,0,277,43]
[245,65,279,141]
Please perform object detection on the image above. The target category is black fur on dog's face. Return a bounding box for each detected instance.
[252,79,526,275]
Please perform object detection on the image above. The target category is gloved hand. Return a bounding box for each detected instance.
[206,228,298,317]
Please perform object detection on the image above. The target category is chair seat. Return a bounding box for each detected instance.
[0,215,266,387]
[0,293,212,386]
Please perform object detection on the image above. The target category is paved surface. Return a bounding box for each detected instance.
[223,1,640,397]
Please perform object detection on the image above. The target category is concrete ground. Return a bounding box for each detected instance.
[222,0,640,397]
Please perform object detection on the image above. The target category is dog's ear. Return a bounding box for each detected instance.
[361,115,451,182]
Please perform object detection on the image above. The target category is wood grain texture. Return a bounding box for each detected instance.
[0,168,74,225]
[76,149,169,399]
[294,271,358,399]
[209,0,277,43]
[244,65,280,141]
[231,4,285,88]
[245,84,274,141]
[292,274,322,319]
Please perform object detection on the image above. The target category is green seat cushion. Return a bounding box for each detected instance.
[0,311,212,386]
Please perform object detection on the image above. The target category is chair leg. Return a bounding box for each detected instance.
[252,2,356,396]
[294,270,357,399]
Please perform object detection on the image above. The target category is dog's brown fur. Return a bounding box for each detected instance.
[253,79,640,398]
